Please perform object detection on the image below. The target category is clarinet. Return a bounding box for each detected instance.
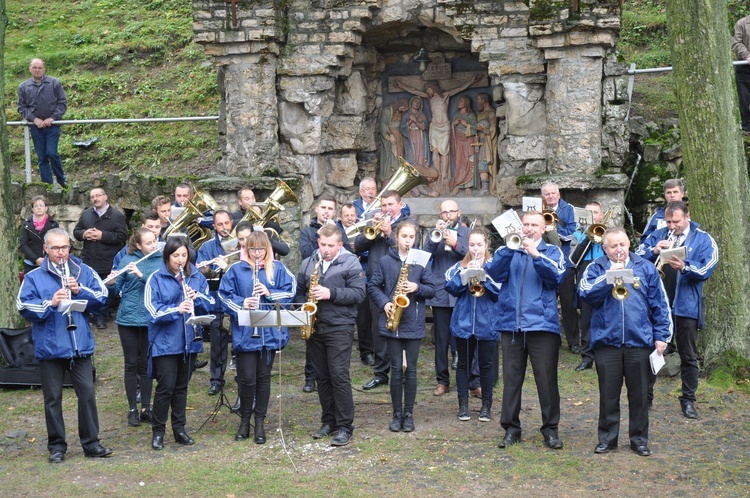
[251,257,261,338]
[59,260,77,333]
[178,264,203,342]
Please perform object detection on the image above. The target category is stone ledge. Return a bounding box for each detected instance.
[515,173,629,191]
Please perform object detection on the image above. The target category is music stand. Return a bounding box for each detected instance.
[197,317,236,432]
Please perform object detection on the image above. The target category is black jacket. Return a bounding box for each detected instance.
[354,215,419,278]
[19,216,59,266]
[299,217,349,260]
[230,209,289,257]
[73,205,128,276]
[295,249,366,328]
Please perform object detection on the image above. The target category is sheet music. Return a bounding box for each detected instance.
[238,310,252,327]
[650,349,665,375]
[406,248,431,268]
[460,268,486,285]
[660,246,687,261]
[59,299,87,314]
[574,207,593,227]
[186,314,216,326]
[170,206,185,221]
[491,209,523,238]
[522,196,543,212]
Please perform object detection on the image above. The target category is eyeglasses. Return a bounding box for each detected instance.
[440,210,459,217]
[47,245,71,252]
[247,247,266,253]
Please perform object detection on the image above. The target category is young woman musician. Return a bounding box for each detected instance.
[144,236,214,450]
[114,228,162,427]
[219,231,296,444]
[368,220,435,433]
[445,228,501,422]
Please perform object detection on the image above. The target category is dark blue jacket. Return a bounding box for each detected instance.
[485,241,566,334]
[144,263,214,357]
[635,221,718,324]
[553,198,577,259]
[640,206,665,243]
[17,255,108,360]
[197,233,229,312]
[114,250,162,327]
[423,223,469,307]
[354,214,420,279]
[368,247,436,339]
[578,253,673,349]
[445,259,501,341]
[219,260,296,353]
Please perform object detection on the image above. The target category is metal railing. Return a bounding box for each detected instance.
[6,116,219,183]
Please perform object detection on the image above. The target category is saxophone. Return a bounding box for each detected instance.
[386,263,411,331]
[300,258,321,340]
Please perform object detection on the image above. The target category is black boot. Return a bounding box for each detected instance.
[254,418,266,444]
[389,411,402,432]
[479,399,492,422]
[235,418,251,441]
[231,397,241,414]
[458,397,470,421]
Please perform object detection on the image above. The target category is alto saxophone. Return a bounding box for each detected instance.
[301,258,321,340]
[386,263,411,331]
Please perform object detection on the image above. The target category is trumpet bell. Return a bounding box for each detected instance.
[586,223,607,244]
[543,209,559,229]
[505,232,523,250]
[429,228,443,243]
[612,277,629,300]
[469,284,485,298]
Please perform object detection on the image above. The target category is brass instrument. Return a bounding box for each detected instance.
[468,253,486,298]
[611,253,629,300]
[231,179,298,239]
[345,158,428,238]
[504,231,525,250]
[386,263,411,331]
[655,230,677,279]
[542,199,559,230]
[300,258,321,340]
[363,214,391,240]
[164,186,219,249]
[250,258,261,339]
[178,265,203,342]
[585,206,615,244]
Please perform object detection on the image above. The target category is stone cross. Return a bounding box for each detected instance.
[226,0,240,28]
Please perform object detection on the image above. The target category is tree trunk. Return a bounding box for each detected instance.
[666,0,750,365]
[0,0,23,333]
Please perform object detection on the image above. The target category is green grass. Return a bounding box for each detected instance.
[3,0,220,182]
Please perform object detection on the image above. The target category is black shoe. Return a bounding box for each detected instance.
[174,432,195,445]
[682,401,698,419]
[140,408,152,423]
[451,356,458,370]
[361,354,375,366]
[389,411,402,432]
[58,180,68,189]
[235,418,251,441]
[83,444,113,458]
[136,388,142,404]
[95,317,107,330]
[478,400,492,422]
[362,377,387,390]
[498,433,520,449]
[128,409,141,427]
[401,413,415,432]
[630,442,651,457]
[254,418,266,444]
[331,428,352,446]
[302,379,316,393]
[544,434,564,450]
[152,434,164,450]
[570,345,582,354]
[458,398,470,421]
[48,450,65,463]
[208,383,221,396]
[194,358,208,369]
[575,360,593,372]
[312,424,332,439]
[594,442,617,454]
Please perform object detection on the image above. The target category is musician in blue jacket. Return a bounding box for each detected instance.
[639,179,685,243]
[579,227,672,457]
[445,228,501,423]
[144,236,214,450]
[368,220,436,433]
[486,211,567,450]
[16,228,111,463]
[636,200,718,419]
[219,231,296,444]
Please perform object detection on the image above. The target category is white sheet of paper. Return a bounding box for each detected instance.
[491,209,523,238]
[574,207,593,227]
[406,248,431,268]
[238,310,252,327]
[650,349,665,375]
[59,299,87,314]
[186,314,216,326]
[660,246,687,261]
[459,268,486,285]
[522,196,543,213]
[170,206,185,221]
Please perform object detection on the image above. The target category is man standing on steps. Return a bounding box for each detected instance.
[732,13,750,135]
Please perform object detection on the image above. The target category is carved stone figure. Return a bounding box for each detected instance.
[449,95,478,195]
[401,96,438,197]
[378,99,409,180]
[475,93,498,195]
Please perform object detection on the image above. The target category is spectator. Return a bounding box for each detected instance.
[732,13,750,135]
[20,195,59,274]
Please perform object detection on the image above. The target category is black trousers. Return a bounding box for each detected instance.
[594,346,651,447]
[236,349,276,420]
[737,65,750,131]
[208,312,228,387]
[387,337,421,414]
[500,332,561,438]
[369,297,390,382]
[559,269,579,349]
[308,326,355,432]
[675,316,699,403]
[356,289,373,358]
[117,324,153,410]
[152,353,193,436]
[577,261,595,363]
[39,357,101,454]
[455,337,496,401]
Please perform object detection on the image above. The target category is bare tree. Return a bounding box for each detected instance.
[666,0,750,365]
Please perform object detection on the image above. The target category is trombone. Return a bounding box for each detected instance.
[585,206,615,244]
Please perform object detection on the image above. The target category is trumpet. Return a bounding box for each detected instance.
[468,253,486,298]
[363,214,391,240]
[250,258,261,339]
[429,223,456,251]
[611,252,629,300]
[655,230,677,279]
[504,231,527,250]
[542,199,559,230]
[179,265,203,342]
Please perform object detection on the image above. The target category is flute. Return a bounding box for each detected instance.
[102,250,163,284]
[195,249,242,269]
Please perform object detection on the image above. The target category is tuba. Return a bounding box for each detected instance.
[300,258,321,340]
[164,186,219,249]
[386,263,411,331]
[346,158,428,238]
[232,179,298,239]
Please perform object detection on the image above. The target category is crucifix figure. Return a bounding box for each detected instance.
[226,0,240,28]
